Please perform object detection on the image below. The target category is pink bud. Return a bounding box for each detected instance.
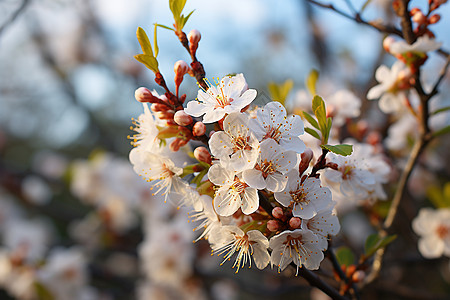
[174,60,190,76]
[429,14,441,24]
[289,217,301,229]
[272,207,284,219]
[188,29,201,45]
[412,11,427,24]
[299,148,313,175]
[192,121,206,136]
[194,147,212,164]
[383,36,396,52]
[174,110,193,126]
[169,138,188,152]
[134,87,153,103]
[267,220,280,232]
[188,29,201,55]
[352,270,366,282]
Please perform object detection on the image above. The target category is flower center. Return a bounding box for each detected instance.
[159,163,175,180]
[232,136,252,152]
[436,225,449,239]
[290,188,309,205]
[341,165,354,180]
[264,123,284,142]
[258,159,276,178]
[231,178,247,194]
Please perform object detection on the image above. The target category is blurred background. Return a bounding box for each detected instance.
[1,0,450,299]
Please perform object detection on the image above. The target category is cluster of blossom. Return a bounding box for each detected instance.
[0,189,94,300]
[129,69,400,274]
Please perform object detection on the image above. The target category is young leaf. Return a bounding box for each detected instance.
[181,10,195,28]
[323,117,332,144]
[136,27,154,57]
[321,144,353,156]
[335,247,355,267]
[431,106,450,115]
[268,79,294,105]
[305,127,321,140]
[180,165,195,178]
[134,54,159,73]
[155,23,175,31]
[312,95,327,133]
[302,111,320,130]
[306,69,319,95]
[432,125,450,138]
[426,185,450,208]
[364,234,397,257]
[153,23,159,57]
[191,168,208,187]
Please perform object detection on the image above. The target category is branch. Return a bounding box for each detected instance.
[296,265,349,300]
[0,0,30,37]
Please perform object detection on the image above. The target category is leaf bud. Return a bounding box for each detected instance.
[429,14,441,24]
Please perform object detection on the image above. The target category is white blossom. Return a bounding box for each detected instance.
[269,229,324,273]
[184,74,257,123]
[302,208,340,251]
[274,170,333,219]
[412,207,450,259]
[209,113,259,172]
[389,35,442,56]
[242,139,297,192]
[249,101,305,153]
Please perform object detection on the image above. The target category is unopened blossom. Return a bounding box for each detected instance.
[302,208,340,251]
[184,74,257,123]
[249,101,305,153]
[212,226,270,272]
[209,113,260,172]
[367,61,411,114]
[412,207,450,258]
[208,164,258,216]
[274,170,333,219]
[269,229,324,273]
[242,139,297,192]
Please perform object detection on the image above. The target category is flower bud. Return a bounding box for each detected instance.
[174,60,190,76]
[299,148,314,176]
[412,11,427,24]
[169,138,188,152]
[174,110,193,126]
[267,220,280,232]
[192,121,206,136]
[188,29,201,55]
[383,36,396,52]
[194,147,212,165]
[134,87,153,103]
[429,14,441,24]
[272,207,284,219]
[289,217,301,229]
[151,103,169,112]
[352,270,366,283]
[155,111,174,120]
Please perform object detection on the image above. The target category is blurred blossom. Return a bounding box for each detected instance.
[21,175,52,205]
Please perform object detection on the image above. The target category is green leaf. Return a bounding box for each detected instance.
[267,79,294,105]
[323,117,332,144]
[136,27,153,57]
[312,95,327,135]
[305,127,321,140]
[432,125,450,138]
[432,106,450,115]
[155,23,175,31]
[181,10,195,28]
[426,184,450,208]
[335,247,355,267]
[364,234,397,257]
[134,54,159,73]
[305,69,319,95]
[153,23,159,57]
[169,0,187,26]
[180,165,195,178]
[302,111,320,130]
[321,144,353,156]
[191,168,208,187]
[361,0,373,12]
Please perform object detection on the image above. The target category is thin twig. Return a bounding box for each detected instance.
[429,54,450,99]
[326,249,361,300]
[296,265,349,300]
[0,0,30,37]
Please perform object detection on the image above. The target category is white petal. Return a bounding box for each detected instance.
[209,132,233,158]
[241,188,259,215]
[214,189,241,217]
[418,236,444,259]
[242,169,266,189]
